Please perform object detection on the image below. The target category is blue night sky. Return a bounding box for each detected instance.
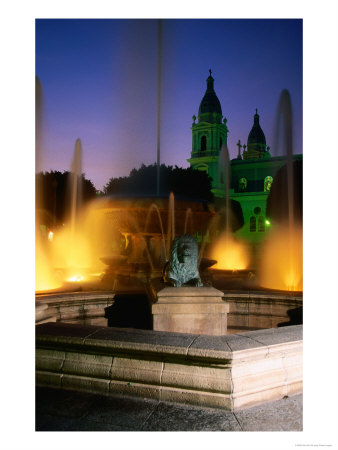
[36,19,303,191]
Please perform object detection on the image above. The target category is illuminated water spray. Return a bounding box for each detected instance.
[166,192,175,257]
[204,143,250,271]
[35,76,61,291]
[35,76,43,175]
[259,90,302,291]
[70,138,83,239]
[156,19,162,196]
[220,144,231,238]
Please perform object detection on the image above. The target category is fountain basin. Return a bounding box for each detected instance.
[223,291,302,334]
[36,322,302,411]
[35,291,115,326]
[210,268,255,290]
[148,278,302,335]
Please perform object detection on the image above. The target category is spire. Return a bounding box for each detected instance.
[206,69,215,92]
[254,108,260,125]
[248,108,265,146]
[243,108,268,159]
[198,70,222,123]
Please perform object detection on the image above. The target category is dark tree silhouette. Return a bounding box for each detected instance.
[36,171,97,226]
[103,164,214,202]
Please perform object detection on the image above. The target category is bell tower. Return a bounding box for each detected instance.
[187,70,228,198]
[242,109,271,160]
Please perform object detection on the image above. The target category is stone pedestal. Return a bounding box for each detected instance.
[152,286,229,335]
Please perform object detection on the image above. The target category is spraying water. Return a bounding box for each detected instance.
[156,19,162,195]
[218,144,231,237]
[35,76,61,291]
[39,139,96,285]
[202,212,250,270]
[259,90,302,291]
[70,138,83,239]
[274,90,295,232]
[166,192,175,257]
[202,143,250,270]
[35,76,43,175]
[144,203,167,261]
[184,208,193,234]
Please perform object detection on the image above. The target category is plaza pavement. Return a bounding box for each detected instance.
[36,386,302,432]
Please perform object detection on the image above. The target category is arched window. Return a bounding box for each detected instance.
[264,176,273,192]
[258,216,265,232]
[239,178,247,192]
[220,137,223,148]
[250,216,256,232]
[201,135,207,151]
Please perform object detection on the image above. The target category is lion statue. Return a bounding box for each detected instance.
[163,234,203,287]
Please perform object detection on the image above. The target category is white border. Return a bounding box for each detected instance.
[1,1,338,449]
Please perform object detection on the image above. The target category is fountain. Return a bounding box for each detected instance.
[69,138,82,246]
[35,55,302,412]
[198,144,253,289]
[258,90,303,292]
[35,76,61,292]
[258,223,302,291]
[35,81,302,327]
[36,155,302,413]
[35,138,102,292]
[96,194,215,294]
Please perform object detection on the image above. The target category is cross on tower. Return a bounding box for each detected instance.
[209,69,212,76]
[236,139,242,158]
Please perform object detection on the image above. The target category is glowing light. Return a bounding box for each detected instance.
[209,233,250,270]
[35,235,61,291]
[259,223,302,291]
[68,275,84,282]
[265,219,271,226]
[35,201,107,291]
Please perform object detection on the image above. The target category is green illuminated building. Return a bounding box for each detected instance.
[187,70,229,199]
[188,72,302,249]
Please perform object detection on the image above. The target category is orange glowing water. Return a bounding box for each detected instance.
[35,135,108,291]
[35,233,61,291]
[209,233,250,270]
[35,201,114,291]
[258,224,302,291]
[50,226,92,281]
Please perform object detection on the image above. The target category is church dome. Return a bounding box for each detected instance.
[247,109,266,146]
[242,109,269,160]
[198,71,222,123]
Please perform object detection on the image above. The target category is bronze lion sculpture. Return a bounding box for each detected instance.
[163,234,203,287]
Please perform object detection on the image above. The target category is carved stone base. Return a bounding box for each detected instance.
[152,287,229,335]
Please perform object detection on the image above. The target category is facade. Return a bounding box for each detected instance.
[187,70,229,199]
[188,72,302,248]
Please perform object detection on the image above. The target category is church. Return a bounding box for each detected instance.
[187,71,302,247]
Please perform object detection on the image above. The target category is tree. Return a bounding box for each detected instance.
[36,170,97,226]
[103,164,214,202]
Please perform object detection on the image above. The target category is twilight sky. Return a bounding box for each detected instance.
[36,19,303,191]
